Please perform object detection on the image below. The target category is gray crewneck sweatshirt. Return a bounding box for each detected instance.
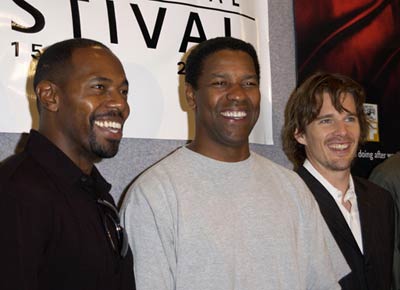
[121,147,349,290]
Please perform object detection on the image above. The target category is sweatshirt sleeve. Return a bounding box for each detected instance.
[296,178,350,290]
[121,177,176,290]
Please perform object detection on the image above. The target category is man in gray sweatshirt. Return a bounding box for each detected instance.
[121,37,349,290]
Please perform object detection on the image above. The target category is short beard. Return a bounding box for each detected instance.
[88,111,123,158]
[88,127,121,159]
[327,163,351,172]
[325,158,354,172]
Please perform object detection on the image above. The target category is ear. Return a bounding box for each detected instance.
[294,128,307,146]
[185,83,196,109]
[35,80,59,112]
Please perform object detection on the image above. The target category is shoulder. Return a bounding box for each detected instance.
[250,152,306,185]
[250,153,317,207]
[0,150,56,205]
[370,153,400,181]
[136,148,184,183]
[354,176,389,193]
[0,151,29,192]
[123,148,185,204]
[0,151,27,176]
[250,151,288,171]
[354,176,394,203]
[377,152,400,170]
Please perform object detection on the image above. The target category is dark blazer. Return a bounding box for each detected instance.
[297,166,394,290]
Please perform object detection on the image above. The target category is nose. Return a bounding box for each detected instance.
[226,83,246,102]
[106,90,130,118]
[334,120,348,136]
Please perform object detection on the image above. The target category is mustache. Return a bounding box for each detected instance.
[223,98,254,109]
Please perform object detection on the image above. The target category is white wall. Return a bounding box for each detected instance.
[0,0,296,204]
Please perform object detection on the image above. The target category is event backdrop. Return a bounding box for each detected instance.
[1,0,272,144]
[294,0,400,177]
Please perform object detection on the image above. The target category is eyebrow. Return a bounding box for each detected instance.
[209,73,258,79]
[91,76,129,86]
[316,112,357,120]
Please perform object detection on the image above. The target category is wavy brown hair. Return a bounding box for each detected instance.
[282,72,369,169]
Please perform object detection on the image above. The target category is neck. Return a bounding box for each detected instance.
[38,127,94,175]
[312,163,351,194]
[187,140,250,162]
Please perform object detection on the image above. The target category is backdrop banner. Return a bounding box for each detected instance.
[0,0,272,144]
[294,0,400,176]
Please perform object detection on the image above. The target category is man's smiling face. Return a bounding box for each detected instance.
[186,49,260,157]
[56,46,130,161]
[295,92,360,175]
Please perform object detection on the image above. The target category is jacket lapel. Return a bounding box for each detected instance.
[297,166,362,253]
[354,178,372,260]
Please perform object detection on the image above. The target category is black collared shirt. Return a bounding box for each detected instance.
[0,130,135,290]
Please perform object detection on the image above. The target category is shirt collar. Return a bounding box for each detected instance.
[345,177,356,203]
[303,159,355,201]
[25,130,111,196]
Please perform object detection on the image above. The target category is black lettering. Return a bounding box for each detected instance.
[179,12,206,53]
[70,0,89,38]
[130,4,166,49]
[31,43,43,59]
[11,42,19,57]
[224,17,231,37]
[209,0,239,6]
[177,61,186,75]
[11,0,45,33]
[106,0,118,43]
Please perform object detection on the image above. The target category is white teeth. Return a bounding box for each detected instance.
[330,144,349,150]
[221,111,247,118]
[94,120,122,130]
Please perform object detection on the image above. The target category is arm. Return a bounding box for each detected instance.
[0,188,52,290]
[369,170,400,290]
[296,181,350,290]
[121,181,176,290]
[0,192,23,290]
[308,210,350,290]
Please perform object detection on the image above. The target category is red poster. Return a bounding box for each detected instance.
[294,0,400,177]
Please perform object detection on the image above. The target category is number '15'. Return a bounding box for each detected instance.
[11,42,43,59]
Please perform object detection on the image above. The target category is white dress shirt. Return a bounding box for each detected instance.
[304,160,364,253]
